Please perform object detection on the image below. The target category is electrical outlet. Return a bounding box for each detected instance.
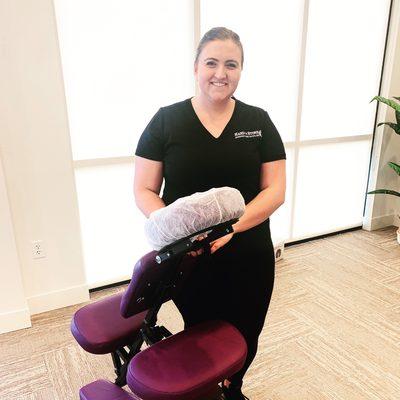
[273,240,285,262]
[32,240,46,259]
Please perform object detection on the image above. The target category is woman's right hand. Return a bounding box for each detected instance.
[188,233,208,257]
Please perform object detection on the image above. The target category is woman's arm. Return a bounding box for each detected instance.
[209,159,286,253]
[233,159,286,233]
[133,156,165,218]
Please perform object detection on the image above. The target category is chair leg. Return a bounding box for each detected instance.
[111,352,123,381]
[111,335,144,387]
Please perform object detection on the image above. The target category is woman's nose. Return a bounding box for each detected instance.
[214,65,227,79]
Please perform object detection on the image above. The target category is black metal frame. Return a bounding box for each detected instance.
[108,219,238,387]
[156,219,237,263]
[110,277,177,387]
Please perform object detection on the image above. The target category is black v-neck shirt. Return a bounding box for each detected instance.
[135,98,286,207]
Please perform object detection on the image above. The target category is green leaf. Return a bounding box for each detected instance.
[388,162,400,176]
[396,110,400,125]
[377,122,400,134]
[370,96,400,112]
[393,96,400,101]
[367,189,400,197]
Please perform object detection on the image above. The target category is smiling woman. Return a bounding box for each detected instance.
[134,27,286,400]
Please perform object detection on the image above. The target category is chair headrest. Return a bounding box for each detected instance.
[145,187,245,250]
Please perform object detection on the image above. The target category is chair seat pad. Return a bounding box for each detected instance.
[71,292,147,354]
[80,379,136,400]
[127,320,247,400]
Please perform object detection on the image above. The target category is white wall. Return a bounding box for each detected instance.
[0,0,89,333]
[364,0,400,230]
[0,153,31,334]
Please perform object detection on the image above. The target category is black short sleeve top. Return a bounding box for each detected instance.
[135,98,286,206]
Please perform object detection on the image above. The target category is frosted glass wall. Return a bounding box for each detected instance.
[293,140,372,238]
[55,0,194,160]
[74,164,151,287]
[301,0,390,140]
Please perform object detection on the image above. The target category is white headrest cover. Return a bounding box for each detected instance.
[145,187,245,250]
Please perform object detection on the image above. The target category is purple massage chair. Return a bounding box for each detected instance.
[71,220,247,400]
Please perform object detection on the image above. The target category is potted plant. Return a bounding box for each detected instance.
[368,96,400,243]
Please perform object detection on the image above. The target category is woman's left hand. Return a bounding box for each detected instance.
[210,233,234,254]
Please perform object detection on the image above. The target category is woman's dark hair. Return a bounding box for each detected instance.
[195,27,244,67]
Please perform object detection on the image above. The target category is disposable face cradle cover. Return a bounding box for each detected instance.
[145,187,245,250]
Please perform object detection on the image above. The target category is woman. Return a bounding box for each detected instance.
[134,27,286,400]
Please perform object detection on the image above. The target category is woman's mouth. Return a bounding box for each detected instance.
[210,82,227,87]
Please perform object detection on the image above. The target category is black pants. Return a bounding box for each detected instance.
[173,225,276,388]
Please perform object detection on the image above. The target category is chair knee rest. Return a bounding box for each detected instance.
[71,292,147,354]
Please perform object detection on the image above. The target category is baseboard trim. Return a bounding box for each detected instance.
[0,308,31,334]
[363,213,396,231]
[27,284,90,315]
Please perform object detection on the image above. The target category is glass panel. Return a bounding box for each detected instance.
[200,0,303,143]
[293,139,371,239]
[74,163,151,287]
[54,0,195,160]
[270,147,294,244]
[301,0,390,140]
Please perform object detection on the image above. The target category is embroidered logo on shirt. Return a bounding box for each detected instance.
[234,130,262,139]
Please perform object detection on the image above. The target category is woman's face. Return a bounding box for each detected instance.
[194,39,242,104]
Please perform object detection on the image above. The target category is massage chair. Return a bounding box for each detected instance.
[71,188,248,400]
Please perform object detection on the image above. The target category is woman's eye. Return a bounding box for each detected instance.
[206,61,216,67]
[227,63,237,69]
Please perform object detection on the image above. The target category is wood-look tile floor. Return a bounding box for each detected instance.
[0,226,399,400]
